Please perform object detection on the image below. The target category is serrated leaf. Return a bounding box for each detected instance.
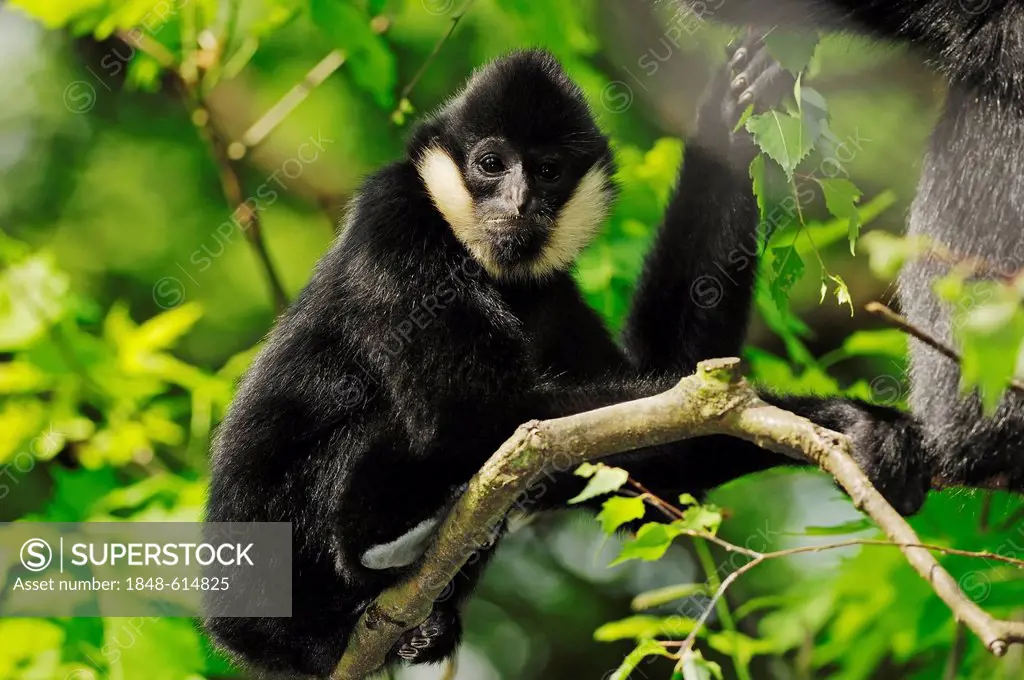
[597,495,647,534]
[818,178,864,253]
[746,111,815,179]
[569,463,629,503]
[677,505,722,534]
[611,522,682,565]
[749,155,765,219]
[764,30,820,74]
[631,583,707,611]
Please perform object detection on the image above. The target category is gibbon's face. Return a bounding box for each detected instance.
[414,50,617,281]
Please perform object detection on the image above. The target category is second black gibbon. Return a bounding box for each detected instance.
[205,40,919,678]
[673,0,1024,499]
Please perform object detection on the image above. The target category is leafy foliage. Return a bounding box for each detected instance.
[2,1,1023,679]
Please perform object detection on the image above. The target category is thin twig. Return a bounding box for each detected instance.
[233,50,346,158]
[395,0,474,109]
[865,301,1024,394]
[112,29,291,313]
[944,623,967,680]
[195,110,289,313]
[115,29,176,70]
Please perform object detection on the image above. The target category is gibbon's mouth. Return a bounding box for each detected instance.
[484,219,550,269]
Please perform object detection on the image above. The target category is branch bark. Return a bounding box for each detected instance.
[331,357,1024,679]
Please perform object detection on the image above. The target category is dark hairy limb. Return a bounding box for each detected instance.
[623,33,793,374]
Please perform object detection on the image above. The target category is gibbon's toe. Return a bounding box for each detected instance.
[388,607,462,665]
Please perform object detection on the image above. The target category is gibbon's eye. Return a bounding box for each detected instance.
[538,160,561,182]
[478,154,506,175]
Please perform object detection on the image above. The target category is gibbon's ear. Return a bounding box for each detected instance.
[406,118,446,164]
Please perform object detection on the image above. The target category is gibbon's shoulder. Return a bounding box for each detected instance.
[334,160,450,255]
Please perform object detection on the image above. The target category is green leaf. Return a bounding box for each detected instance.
[569,463,629,503]
[827,273,854,316]
[803,517,876,536]
[841,329,908,359]
[746,111,815,179]
[677,493,698,507]
[768,246,805,311]
[0,253,69,351]
[594,615,698,642]
[308,0,397,108]
[9,0,106,30]
[818,178,864,253]
[597,495,647,534]
[952,282,1024,412]
[706,629,779,657]
[860,231,932,279]
[680,651,724,680]
[611,522,683,565]
[632,583,707,611]
[604,640,675,680]
[764,30,820,74]
[130,302,203,353]
[106,618,205,680]
[677,505,722,534]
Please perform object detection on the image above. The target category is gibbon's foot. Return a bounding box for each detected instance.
[763,395,931,516]
[845,411,931,516]
[389,606,462,665]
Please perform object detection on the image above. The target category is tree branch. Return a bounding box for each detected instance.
[866,301,1024,394]
[331,357,1024,678]
[231,50,347,159]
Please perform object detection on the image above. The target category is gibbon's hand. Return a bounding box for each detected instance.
[698,29,796,168]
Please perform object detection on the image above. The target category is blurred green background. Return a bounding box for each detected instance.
[0,0,1022,679]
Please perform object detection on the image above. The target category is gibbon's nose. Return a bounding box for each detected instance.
[502,167,529,216]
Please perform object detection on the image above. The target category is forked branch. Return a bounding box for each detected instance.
[332,358,1024,679]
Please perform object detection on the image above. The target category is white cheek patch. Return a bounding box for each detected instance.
[360,515,443,570]
[417,147,498,272]
[531,164,612,278]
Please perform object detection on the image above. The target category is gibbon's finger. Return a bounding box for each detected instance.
[731,43,773,93]
[728,28,764,72]
[738,62,789,110]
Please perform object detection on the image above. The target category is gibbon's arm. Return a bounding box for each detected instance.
[623,36,788,374]
[616,35,933,514]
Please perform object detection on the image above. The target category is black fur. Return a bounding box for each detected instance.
[204,41,925,678]
[677,0,1024,497]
